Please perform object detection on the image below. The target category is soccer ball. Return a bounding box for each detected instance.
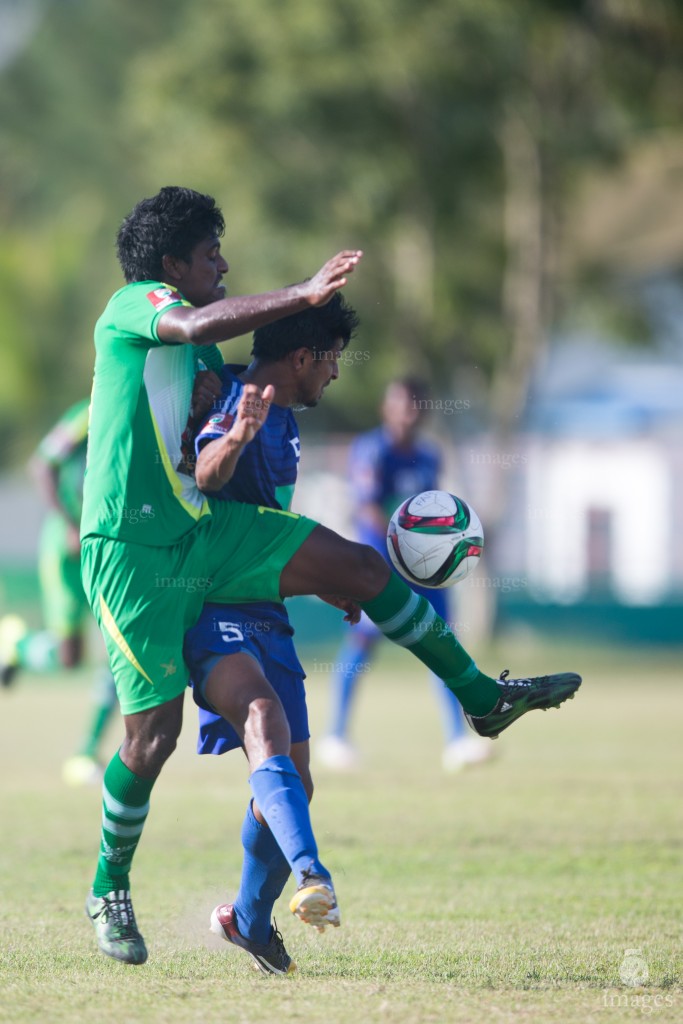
[386,490,484,588]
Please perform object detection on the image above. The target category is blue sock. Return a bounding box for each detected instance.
[430,672,468,742]
[328,637,375,738]
[233,801,291,944]
[248,755,328,885]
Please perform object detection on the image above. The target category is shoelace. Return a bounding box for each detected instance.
[270,920,286,951]
[100,892,139,938]
[498,669,550,691]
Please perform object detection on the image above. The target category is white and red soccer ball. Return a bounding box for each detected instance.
[387,490,484,588]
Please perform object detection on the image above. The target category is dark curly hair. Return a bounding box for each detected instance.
[251,292,360,363]
[116,186,225,283]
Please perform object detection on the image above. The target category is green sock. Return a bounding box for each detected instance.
[360,573,500,717]
[79,670,118,759]
[92,750,155,897]
[16,631,60,672]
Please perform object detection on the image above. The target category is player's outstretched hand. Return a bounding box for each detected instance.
[302,250,363,307]
[231,383,274,446]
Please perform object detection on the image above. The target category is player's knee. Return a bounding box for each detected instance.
[123,701,182,773]
[122,728,177,775]
[142,722,179,764]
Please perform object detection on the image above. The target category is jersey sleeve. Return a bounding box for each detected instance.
[36,398,90,466]
[194,410,235,455]
[195,344,224,374]
[194,368,241,456]
[109,281,191,348]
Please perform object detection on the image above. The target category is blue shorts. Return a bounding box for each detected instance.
[183,601,309,755]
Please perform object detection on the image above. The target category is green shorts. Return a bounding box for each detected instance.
[81,501,317,715]
[39,513,89,639]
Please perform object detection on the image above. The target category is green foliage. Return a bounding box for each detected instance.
[1,0,682,461]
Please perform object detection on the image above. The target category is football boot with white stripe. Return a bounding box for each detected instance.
[210,903,295,975]
[464,669,582,739]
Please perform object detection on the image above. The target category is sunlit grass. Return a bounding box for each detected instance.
[1,640,681,1022]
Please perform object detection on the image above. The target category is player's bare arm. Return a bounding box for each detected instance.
[157,250,363,347]
[195,384,275,493]
[29,440,82,553]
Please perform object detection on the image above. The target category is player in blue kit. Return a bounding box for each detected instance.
[183,295,361,974]
[318,378,493,773]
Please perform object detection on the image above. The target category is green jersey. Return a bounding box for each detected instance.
[81,281,217,546]
[36,397,90,526]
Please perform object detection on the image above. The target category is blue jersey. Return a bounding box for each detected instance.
[185,365,307,754]
[349,426,441,550]
[194,364,300,631]
[196,364,300,512]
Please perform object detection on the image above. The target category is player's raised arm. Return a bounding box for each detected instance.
[303,250,364,307]
[195,384,275,493]
[157,250,363,347]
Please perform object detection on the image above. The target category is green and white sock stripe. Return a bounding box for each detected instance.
[370,587,419,635]
[102,784,150,839]
[373,591,437,647]
[359,572,499,715]
[96,784,151,886]
[92,752,156,896]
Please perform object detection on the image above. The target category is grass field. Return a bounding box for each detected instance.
[1,639,681,1023]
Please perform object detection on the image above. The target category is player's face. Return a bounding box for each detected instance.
[173,235,229,306]
[298,339,343,407]
[382,383,422,441]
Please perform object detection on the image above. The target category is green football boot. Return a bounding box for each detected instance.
[85,889,148,965]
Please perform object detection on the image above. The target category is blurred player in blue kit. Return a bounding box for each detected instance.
[317,378,493,773]
[0,399,118,785]
[184,295,361,974]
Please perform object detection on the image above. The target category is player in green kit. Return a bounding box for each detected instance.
[82,185,581,966]
[0,399,118,784]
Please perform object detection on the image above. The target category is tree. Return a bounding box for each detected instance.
[0,0,682,466]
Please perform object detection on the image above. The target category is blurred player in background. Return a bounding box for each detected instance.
[317,378,494,773]
[0,398,118,785]
[184,295,360,975]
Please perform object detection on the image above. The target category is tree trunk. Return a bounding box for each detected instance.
[470,99,552,643]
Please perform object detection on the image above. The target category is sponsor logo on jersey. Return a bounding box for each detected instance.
[201,412,234,435]
[146,286,183,310]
